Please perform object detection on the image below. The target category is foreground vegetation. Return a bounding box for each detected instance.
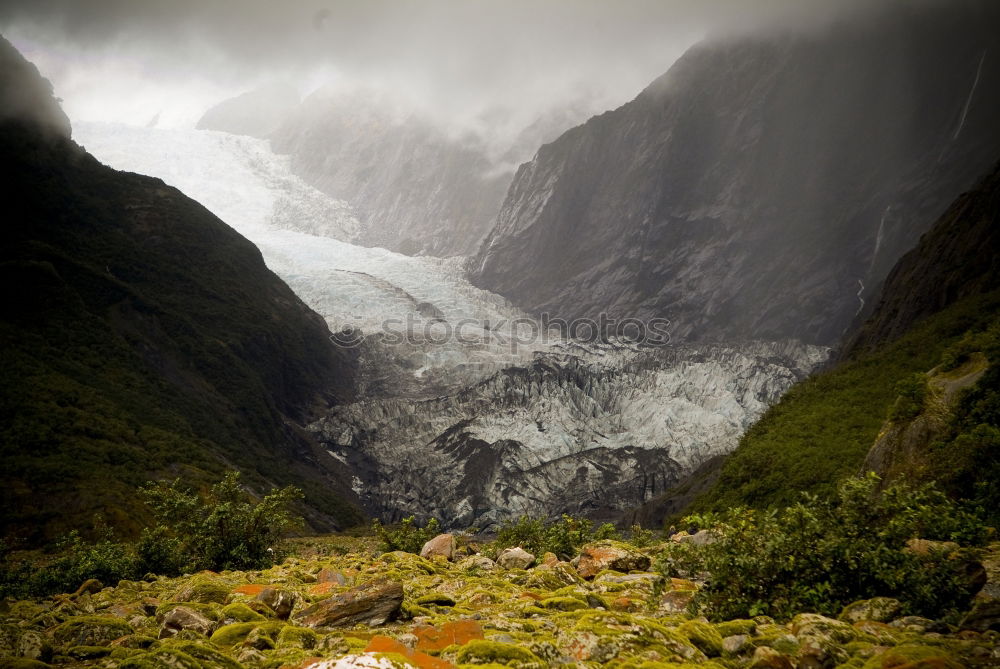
[2,473,998,669]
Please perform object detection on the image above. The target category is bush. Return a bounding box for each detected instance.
[655,474,988,622]
[494,514,620,559]
[371,516,441,553]
[888,373,929,421]
[141,471,303,571]
[0,471,304,597]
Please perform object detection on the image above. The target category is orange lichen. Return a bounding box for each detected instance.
[413,620,484,651]
[233,584,267,596]
[364,635,455,669]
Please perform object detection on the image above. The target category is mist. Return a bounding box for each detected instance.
[0,0,917,136]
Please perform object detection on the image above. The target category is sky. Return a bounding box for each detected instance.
[0,0,924,132]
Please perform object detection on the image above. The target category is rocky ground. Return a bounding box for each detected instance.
[2,536,998,669]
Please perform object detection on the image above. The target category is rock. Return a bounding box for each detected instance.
[419,534,457,561]
[674,530,717,546]
[722,634,750,655]
[541,552,559,567]
[749,646,795,669]
[839,597,903,623]
[679,619,723,656]
[576,540,651,579]
[904,538,960,556]
[790,613,856,644]
[52,616,133,647]
[16,630,52,663]
[160,606,216,638]
[457,555,497,571]
[890,615,936,632]
[170,575,229,604]
[73,579,103,597]
[960,598,1000,632]
[257,587,298,620]
[659,589,695,614]
[294,579,403,628]
[497,547,535,570]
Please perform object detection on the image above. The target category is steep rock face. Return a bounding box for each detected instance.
[0,37,362,541]
[269,88,510,257]
[311,340,826,527]
[471,3,1000,345]
[844,159,1000,356]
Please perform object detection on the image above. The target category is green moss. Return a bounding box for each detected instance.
[678,620,723,657]
[416,593,456,606]
[455,640,545,668]
[715,619,756,637]
[208,622,257,647]
[860,644,962,669]
[538,596,587,612]
[275,626,317,650]
[51,615,133,646]
[221,603,266,622]
[0,660,53,669]
[163,641,244,669]
[156,602,223,622]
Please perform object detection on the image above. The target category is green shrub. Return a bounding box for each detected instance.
[0,471,303,597]
[655,474,988,622]
[493,514,621,559]
[889,373,929,421]
[141,471,303,571]
[627,524,656,548]
[371,516,441,554]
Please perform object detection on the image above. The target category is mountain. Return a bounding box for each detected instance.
[196,83,301,138]
[653,157,1000,526]
[265,87,511,257]
[0,37,363,543]
[470,2,1000,346]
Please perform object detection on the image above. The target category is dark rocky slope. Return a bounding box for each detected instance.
[0,37,363,543]
[471,2,1000,346]
[844,158,1000,356]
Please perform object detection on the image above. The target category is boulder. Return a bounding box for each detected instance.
[160,606,216,638]
[749,646,794,669]
[294,579,403,628]
[497,547,535,570]
[52,616,133,647]
[960,598,1000,632]
[674,530,718,546]
[790,613,856,644]
[838,597,902,623]
[904,538,959,556]
[257,587,298,620]
[419,534,457,561]
[576,541,651,579]
[457,556,496,571]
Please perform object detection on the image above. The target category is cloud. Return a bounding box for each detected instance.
[0,0,960,132]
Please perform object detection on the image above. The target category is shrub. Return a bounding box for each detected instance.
[494,514,620,559]
[141,471,303,571]
[627,524,656,548]
[371,516,441,553]
[655,474,988,622]
[888,373,929,421]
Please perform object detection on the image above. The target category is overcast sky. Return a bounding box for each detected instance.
[0,0,923,131]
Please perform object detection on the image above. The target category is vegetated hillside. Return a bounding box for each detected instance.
[0,36,363,544]
[470,1,1000,346]
[668,159,1000,523]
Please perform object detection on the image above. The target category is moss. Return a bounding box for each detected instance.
[538,596,587,612]
[66,645,113,659]
[715,619,756,637]
[860,643,963,669]
[51,615,133,646]
[156,602,223,622]
[679,620,723,657]
[454,640,545,668]
[164,641,245,669]
[170,575,230,605]
[417,593,456,606]
[209,622,257,647]
[275,626,317,650]
[221,603,266,623]
[0,660,53,669]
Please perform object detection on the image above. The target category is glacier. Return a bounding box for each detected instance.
[75,122,828,526]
